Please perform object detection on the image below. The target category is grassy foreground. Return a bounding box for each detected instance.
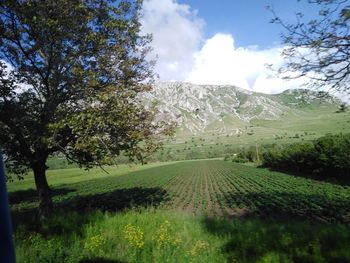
[8,160,350,262]
[14,209,350,263]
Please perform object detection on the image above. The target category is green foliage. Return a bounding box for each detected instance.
[231,156,248,163]
[225,147,258,163]
[0,0,173,214]
[0,0,171,171]
[185,151,205,160]
[13,209,350,263]
[262,133,350,177]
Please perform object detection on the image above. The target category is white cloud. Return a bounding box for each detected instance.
[141,0,204,80]
[141,1,310,94]
[185,33,309,93]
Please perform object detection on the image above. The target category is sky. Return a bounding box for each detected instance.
[140,0,322,94]
[177,0,320,48]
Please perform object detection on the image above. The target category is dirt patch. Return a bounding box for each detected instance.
[226,207,254,218]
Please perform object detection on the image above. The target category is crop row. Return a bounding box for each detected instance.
[144,161,350,223]
[66,160,350,223]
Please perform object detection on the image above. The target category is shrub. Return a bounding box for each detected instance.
[262,133,350,178]
[232,156,249,163]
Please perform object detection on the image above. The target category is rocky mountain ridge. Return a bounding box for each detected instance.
[143,82,340,135]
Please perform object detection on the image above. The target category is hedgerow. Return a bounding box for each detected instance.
[262,133,350,178]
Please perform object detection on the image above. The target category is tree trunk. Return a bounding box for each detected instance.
[33,162,53,218]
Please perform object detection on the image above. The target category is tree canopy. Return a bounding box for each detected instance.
[269,0,350,92]
[0,0,173,216]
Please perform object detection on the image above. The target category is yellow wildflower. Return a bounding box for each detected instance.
[155,220,172,248]
[172,236,182,249]
[123,224,145,249]
[153,220,183,249]
[189,240,210,256]
[84,234,105,253]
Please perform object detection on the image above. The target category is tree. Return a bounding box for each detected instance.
[0,0,173,217]
[269,0,350,92]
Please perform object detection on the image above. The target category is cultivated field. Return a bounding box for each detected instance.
[9,160,350,222]
[8,160,350,262]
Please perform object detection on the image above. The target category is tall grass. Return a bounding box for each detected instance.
[14,208,350,263]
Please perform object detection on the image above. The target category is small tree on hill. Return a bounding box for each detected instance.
[0,0,173,217]
[269,0,350,92]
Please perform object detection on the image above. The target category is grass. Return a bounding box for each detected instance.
[13,209,350,263]
[7,161,177,192]
[8,160,350,262]
[15,209,227,263]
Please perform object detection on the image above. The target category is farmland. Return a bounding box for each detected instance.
[8,160,350,262]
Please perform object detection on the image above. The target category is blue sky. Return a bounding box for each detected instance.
[177,0,320,48]
[140,0,323,93]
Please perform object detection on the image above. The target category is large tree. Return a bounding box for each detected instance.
[0,0,172,217]
[269,0,350,92]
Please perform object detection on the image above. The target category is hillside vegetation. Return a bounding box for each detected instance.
[136,83,350,163]
[147,82,343,136]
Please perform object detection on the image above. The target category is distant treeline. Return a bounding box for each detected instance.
[226,133,350,178]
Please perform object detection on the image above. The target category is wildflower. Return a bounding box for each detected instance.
[172,236,182,248]
[123,224,145,249]
[189,240,209,256]
[153,220,183,249]
[155,220,172,248]
[84,234,105,253]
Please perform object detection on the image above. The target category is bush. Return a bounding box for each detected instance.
[262,133,350,178]
[224,147,259,163]
[231,156,249,163]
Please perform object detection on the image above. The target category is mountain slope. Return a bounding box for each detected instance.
[144,82,341,136]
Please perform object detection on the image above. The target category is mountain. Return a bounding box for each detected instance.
[143,82,342,137]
